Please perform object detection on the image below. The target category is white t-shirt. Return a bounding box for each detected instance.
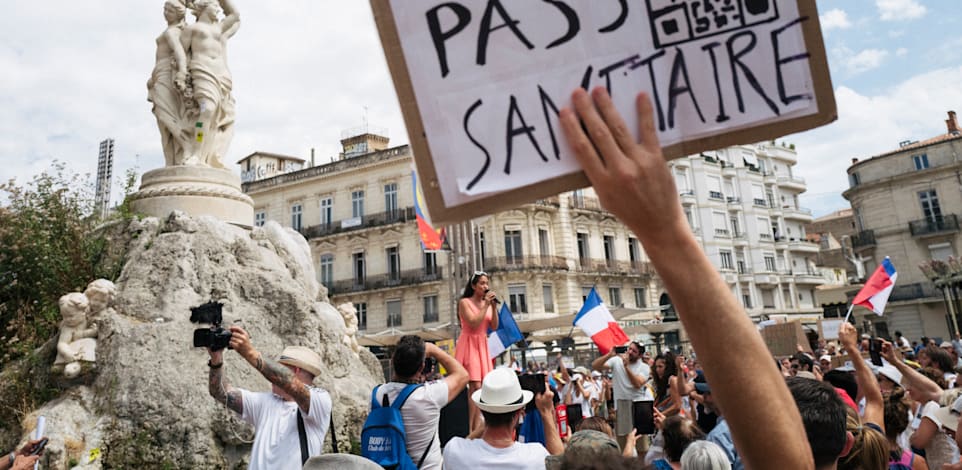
[374,380,450,470]
[919,400,961,468]
[606,356,653,402]
[241,388,332,470]
[563,378,593,418]
[442,437,549,470]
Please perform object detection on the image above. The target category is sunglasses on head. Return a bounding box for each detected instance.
[472,271,487,281]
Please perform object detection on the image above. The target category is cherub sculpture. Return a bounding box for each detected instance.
[337,302,361,355]
[54,293,99,379]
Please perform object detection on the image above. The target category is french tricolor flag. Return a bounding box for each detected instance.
[574,288,629,354]
[853,257,898,316]
[488,303,525,359]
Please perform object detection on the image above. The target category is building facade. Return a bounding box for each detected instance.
[95,138,115,219]
[241,132,825,347]
[843,111,962,341]
[670,141,825,320]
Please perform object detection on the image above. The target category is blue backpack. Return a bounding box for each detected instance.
[361,383,432,469]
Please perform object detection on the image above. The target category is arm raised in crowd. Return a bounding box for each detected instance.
[426,342,468,404]
[559,87,813,470]
[881,340,942,404]
[838,323,884,429]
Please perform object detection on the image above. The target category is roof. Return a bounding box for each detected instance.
[236,151,306,164]
[850,132,962,170]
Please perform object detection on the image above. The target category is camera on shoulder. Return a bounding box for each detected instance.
[190,301,232,351]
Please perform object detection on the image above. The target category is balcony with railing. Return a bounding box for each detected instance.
[714,228,730,238]
[909,214,960,237]
[328,266,444,295]
[753,198,767,207]
[783,205,814,221]
[850,230,876,250]
[484,255,569,273]
[573,258,652,276]
[679,190,696,205]
[776,175,806,190]
[300,206,416,239]
[568,195,609,213]
[708,191,724,201]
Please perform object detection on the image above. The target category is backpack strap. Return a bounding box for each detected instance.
[370,384,383,409]
[391,383,424,410]
[416,435,435,469]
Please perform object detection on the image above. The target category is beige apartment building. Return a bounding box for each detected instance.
[843,111,962,341]
[239,128,830,352]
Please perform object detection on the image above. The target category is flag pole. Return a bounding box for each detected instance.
[842,304,855,323]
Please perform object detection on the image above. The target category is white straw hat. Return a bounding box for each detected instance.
[472,368,534,414]
[278,346,322,377]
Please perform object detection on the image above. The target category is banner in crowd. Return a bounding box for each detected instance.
[574,287,628,354]
[853,256,898,316]
[373,0,836,222]
[488,303,525,359]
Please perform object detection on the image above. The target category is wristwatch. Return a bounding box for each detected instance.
[9,452,15,465]
[208,360,223,369]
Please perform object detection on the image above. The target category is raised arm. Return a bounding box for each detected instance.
[592,349,614,372]
[229,326,312,413]
[427,342,468,404]
[839,323,884,429]
[535,383,564,455]
[208,348,244,414]
[881,340,942,404]
[560,87,813,469]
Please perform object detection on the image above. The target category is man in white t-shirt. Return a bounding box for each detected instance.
[443,368,564,469]
[374,335,468,469]
[207,326,332,470]
[592,341,653,453]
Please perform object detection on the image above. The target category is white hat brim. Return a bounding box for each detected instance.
[934,406,960,432]
[471,389,534,414]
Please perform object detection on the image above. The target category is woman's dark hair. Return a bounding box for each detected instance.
[461,272,487,299]
[662,415,705,462]
[653,352,678,402]
[919,366,948,389]
[883,388,910,440]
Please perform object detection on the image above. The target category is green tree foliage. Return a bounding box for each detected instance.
[0,162,126,363]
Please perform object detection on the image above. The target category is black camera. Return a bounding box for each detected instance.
[190,301,232,351]
[423,357,437,374]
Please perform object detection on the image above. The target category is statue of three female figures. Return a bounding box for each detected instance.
[147,0,239,169]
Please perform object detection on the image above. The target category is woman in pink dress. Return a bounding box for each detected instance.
[456,271,499,432]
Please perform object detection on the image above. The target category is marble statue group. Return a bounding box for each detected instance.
[148,0,239,169]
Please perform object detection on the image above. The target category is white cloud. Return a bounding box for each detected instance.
[820,9,852,31]
[896,48,909,57]
[833,47,890,75]
[790,66,962,216]
[876,0,927,21]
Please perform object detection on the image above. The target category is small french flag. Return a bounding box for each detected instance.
[574,288,629,354]
[853,257,898,316]
[488,303,525,359]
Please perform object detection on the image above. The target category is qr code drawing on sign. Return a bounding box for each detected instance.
[646,0,780,48]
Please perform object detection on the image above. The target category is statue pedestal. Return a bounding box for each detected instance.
[129,166,253,227]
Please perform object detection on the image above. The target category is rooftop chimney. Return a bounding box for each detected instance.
[947,111,960,135]
[851,158,859,164]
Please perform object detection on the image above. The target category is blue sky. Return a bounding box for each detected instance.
[0,1,960,219]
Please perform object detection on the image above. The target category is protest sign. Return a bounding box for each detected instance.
[818,319,844,340]
[761,320,810,356]
[372,0,835,222]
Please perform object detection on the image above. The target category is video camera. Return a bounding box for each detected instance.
[190,301,232,351]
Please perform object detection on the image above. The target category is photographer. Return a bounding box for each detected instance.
[372,335,468,469]
[207,326,332,469]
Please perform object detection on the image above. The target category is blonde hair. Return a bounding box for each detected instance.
[838,407,887,470]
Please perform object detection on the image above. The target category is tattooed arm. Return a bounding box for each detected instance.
[208,348,244,414]
[228,326,312,413]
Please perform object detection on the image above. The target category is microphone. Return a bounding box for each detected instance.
[485,289,501,304]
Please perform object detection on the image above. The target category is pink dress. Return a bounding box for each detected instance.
[456,300,494,382]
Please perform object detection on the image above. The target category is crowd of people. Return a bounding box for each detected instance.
[178,86,962,469]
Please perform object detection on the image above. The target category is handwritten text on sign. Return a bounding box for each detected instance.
[390,0,818,207]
